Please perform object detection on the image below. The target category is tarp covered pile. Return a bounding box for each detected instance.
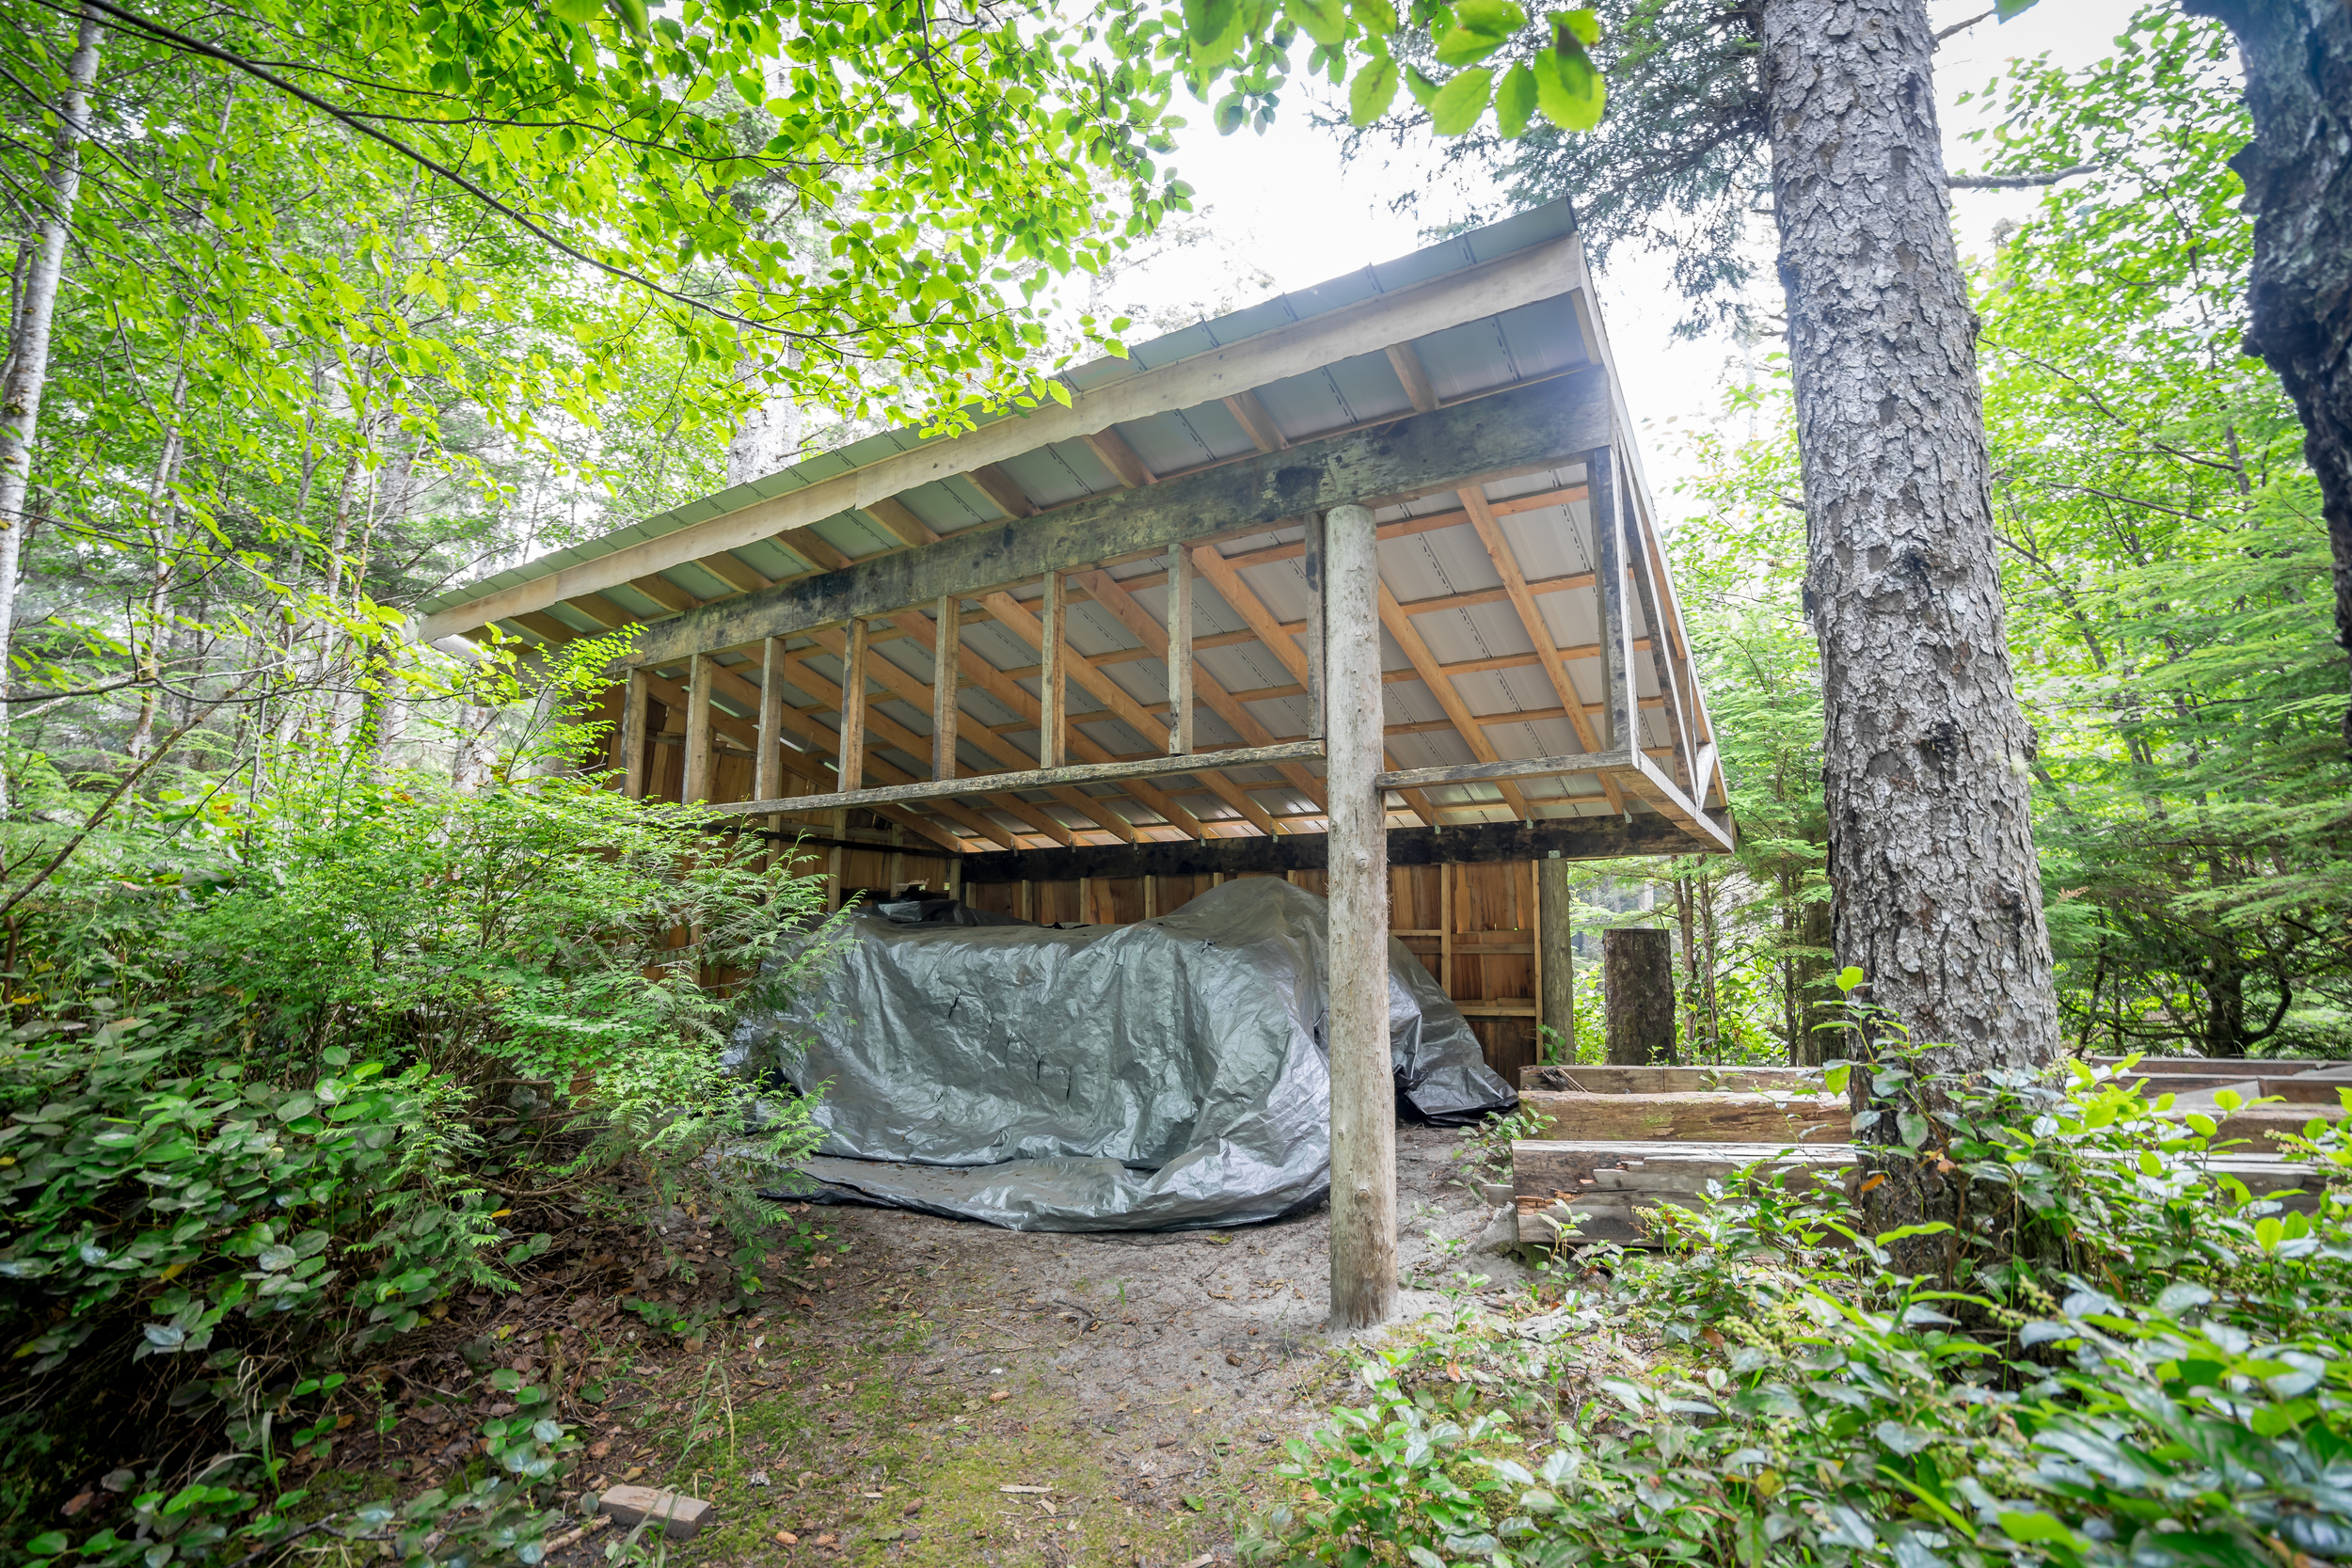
[726,877,1516,1231]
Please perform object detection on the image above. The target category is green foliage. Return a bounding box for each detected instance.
[1245,1061,2352,1568]
[0,649,847,1560]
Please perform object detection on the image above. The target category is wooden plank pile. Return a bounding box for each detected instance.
[1511,1056,2349,1248]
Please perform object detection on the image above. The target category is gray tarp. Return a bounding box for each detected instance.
[726,877,1516,1231]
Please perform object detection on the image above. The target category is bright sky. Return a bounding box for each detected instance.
[1114,0,2164,523]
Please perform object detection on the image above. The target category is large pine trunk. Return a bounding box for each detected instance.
[1758,0,2059,1247]
[2181,0,2352,752]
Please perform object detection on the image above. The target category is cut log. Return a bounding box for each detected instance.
[1518,1088,1848,1144]
[1602,928,1674,1066]
[1522,1064,1824,1094]
[1512,1139,2328,1247]
[2085,1055,2332,1074]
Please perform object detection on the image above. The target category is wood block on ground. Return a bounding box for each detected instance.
[1518,1088,1848,1145]
[1520,1064,1826,1094]
[598,1486,714,1540]
[1511,1139,2328,1248]
[2087,1055,2332,1074]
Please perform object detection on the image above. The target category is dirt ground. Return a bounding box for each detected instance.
[310,1122,1526,1568]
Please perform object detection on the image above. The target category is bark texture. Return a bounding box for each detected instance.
[1759,0,2058,1069]
[0,7,102,813]
[1538,857,1577,1058]
[1602,928,1676,1066]
[2181,0,2352,752]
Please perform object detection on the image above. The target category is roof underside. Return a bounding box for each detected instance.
[422,201,1729,857]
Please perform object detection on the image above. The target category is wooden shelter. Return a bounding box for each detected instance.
[415,200,1733,1326]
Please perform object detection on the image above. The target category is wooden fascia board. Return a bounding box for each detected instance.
[412,232,1585,641]
[608,373,1610,669]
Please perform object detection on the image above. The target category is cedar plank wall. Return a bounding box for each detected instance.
[593,689,1542,1085]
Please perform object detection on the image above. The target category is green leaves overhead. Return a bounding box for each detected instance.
[1112,0,1606,142]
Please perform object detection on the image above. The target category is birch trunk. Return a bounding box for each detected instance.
[2178,0,2352,752]
[0,6,103,813]
[1760,0,2058,1062]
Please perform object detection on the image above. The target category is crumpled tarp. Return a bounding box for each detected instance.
[725,877,1516,1231]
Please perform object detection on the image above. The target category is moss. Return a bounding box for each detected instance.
[620,1323,1238,1567]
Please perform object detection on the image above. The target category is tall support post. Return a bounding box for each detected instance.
[1538,854,1576,1059]
[838,619,868,792]
[1324,501,1395,1332]
[681,653,714,804]
[757,637,787,869]
[932,594,961,779]
[1302,512,1327,741]
[1166,542,1193,754]
[1588,448,1635,760]
[1039,571,1067,768]
[622,668,650,801]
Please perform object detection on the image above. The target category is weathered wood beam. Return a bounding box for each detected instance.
[931,594,960,779]
[1166,543,1192,753]
[707,739,1326,817]
[612,374,1609,667]
[1326,500,1395,1331]
[1375,577,1534,818]
[1222,389,1288,453]
[755,638,787,802]
[697,553,773,595]
[629,575,701,614]
[1375,749,1632,793]
[979,587,1287,838]
[838,617,868,792]
[681,653,715,803]
[1213,484,1588,574]
[967,463,1036,519]
[1039,571,1067,768]
[1591,447,1636,758]
[566,592,635,629]
[1083,428,1156,489]
[1386,342,1439,414]
[1073,568,1327,817]
[1184,539,1437,826]
[621,668,650,800]
[1621,747,1735,851]
[957,813,1699,882]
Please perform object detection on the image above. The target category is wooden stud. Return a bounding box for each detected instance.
[1539,856,1575,1059]
[1441,865,1454,1000]
[839,618,869,793]
[755,638,787,803]
[622,668,650,801]
[681,652,715,804]
[1590,447,1635,760]
[1302,512,1326,742]
[1166,543,1193,755]
[1324,500,1395,1332]
[932,594,961,780]
[1040,571,1067,768]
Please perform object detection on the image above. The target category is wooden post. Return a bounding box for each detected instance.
[1324,500,1394,1332]
[1302,512,1327,741]
[932,594,960,779]
[621,668,650,801]
[1166,542,1193,754]
[1589,447,1635,759]
[1040,571,1066,768]
[681,652,714,804]
[756,638,785,864]
[1538,856,1575,1061]
[1602,928,1676,1066]
[838,618,868,792]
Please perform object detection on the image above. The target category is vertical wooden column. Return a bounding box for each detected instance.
[1589,447,1635,762]
[932,594,961,779]
[1323,500,1394,1332]
[1039,571,1066,768]
[621,668,650,800]
[1166,542,1193,753]
[1301,512,1327,740]
[681,653,714,804]
[757,638,787,869]
[838,618,868,792]
[1538,855,1575,1059]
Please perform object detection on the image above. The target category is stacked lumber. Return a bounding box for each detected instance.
[1505,1056,2346,1248]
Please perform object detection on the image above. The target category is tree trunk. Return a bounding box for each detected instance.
[1603,928,1676,1066]
[2179,0,2352,753]
[1760,0,2059,1259]
[1788,890,1835,1068]
[0,6,102,814]
[1538,856,1576,1061]
[1760,0,2058,1061]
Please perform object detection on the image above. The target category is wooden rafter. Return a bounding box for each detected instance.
[1375,578,1535,817]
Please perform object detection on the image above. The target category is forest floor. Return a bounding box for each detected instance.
[305,1122,1523,1568]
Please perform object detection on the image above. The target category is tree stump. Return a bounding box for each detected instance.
[1603,928,1675,1066]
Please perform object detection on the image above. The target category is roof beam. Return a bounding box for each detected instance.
[413,230,1582,641]
[1222,389,1288,453]
[966,463,1036,519]
[1082,428,1156,488]
[1375,578,1534,817]
[612,373,1609,668]
[1387,342,1440,414]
